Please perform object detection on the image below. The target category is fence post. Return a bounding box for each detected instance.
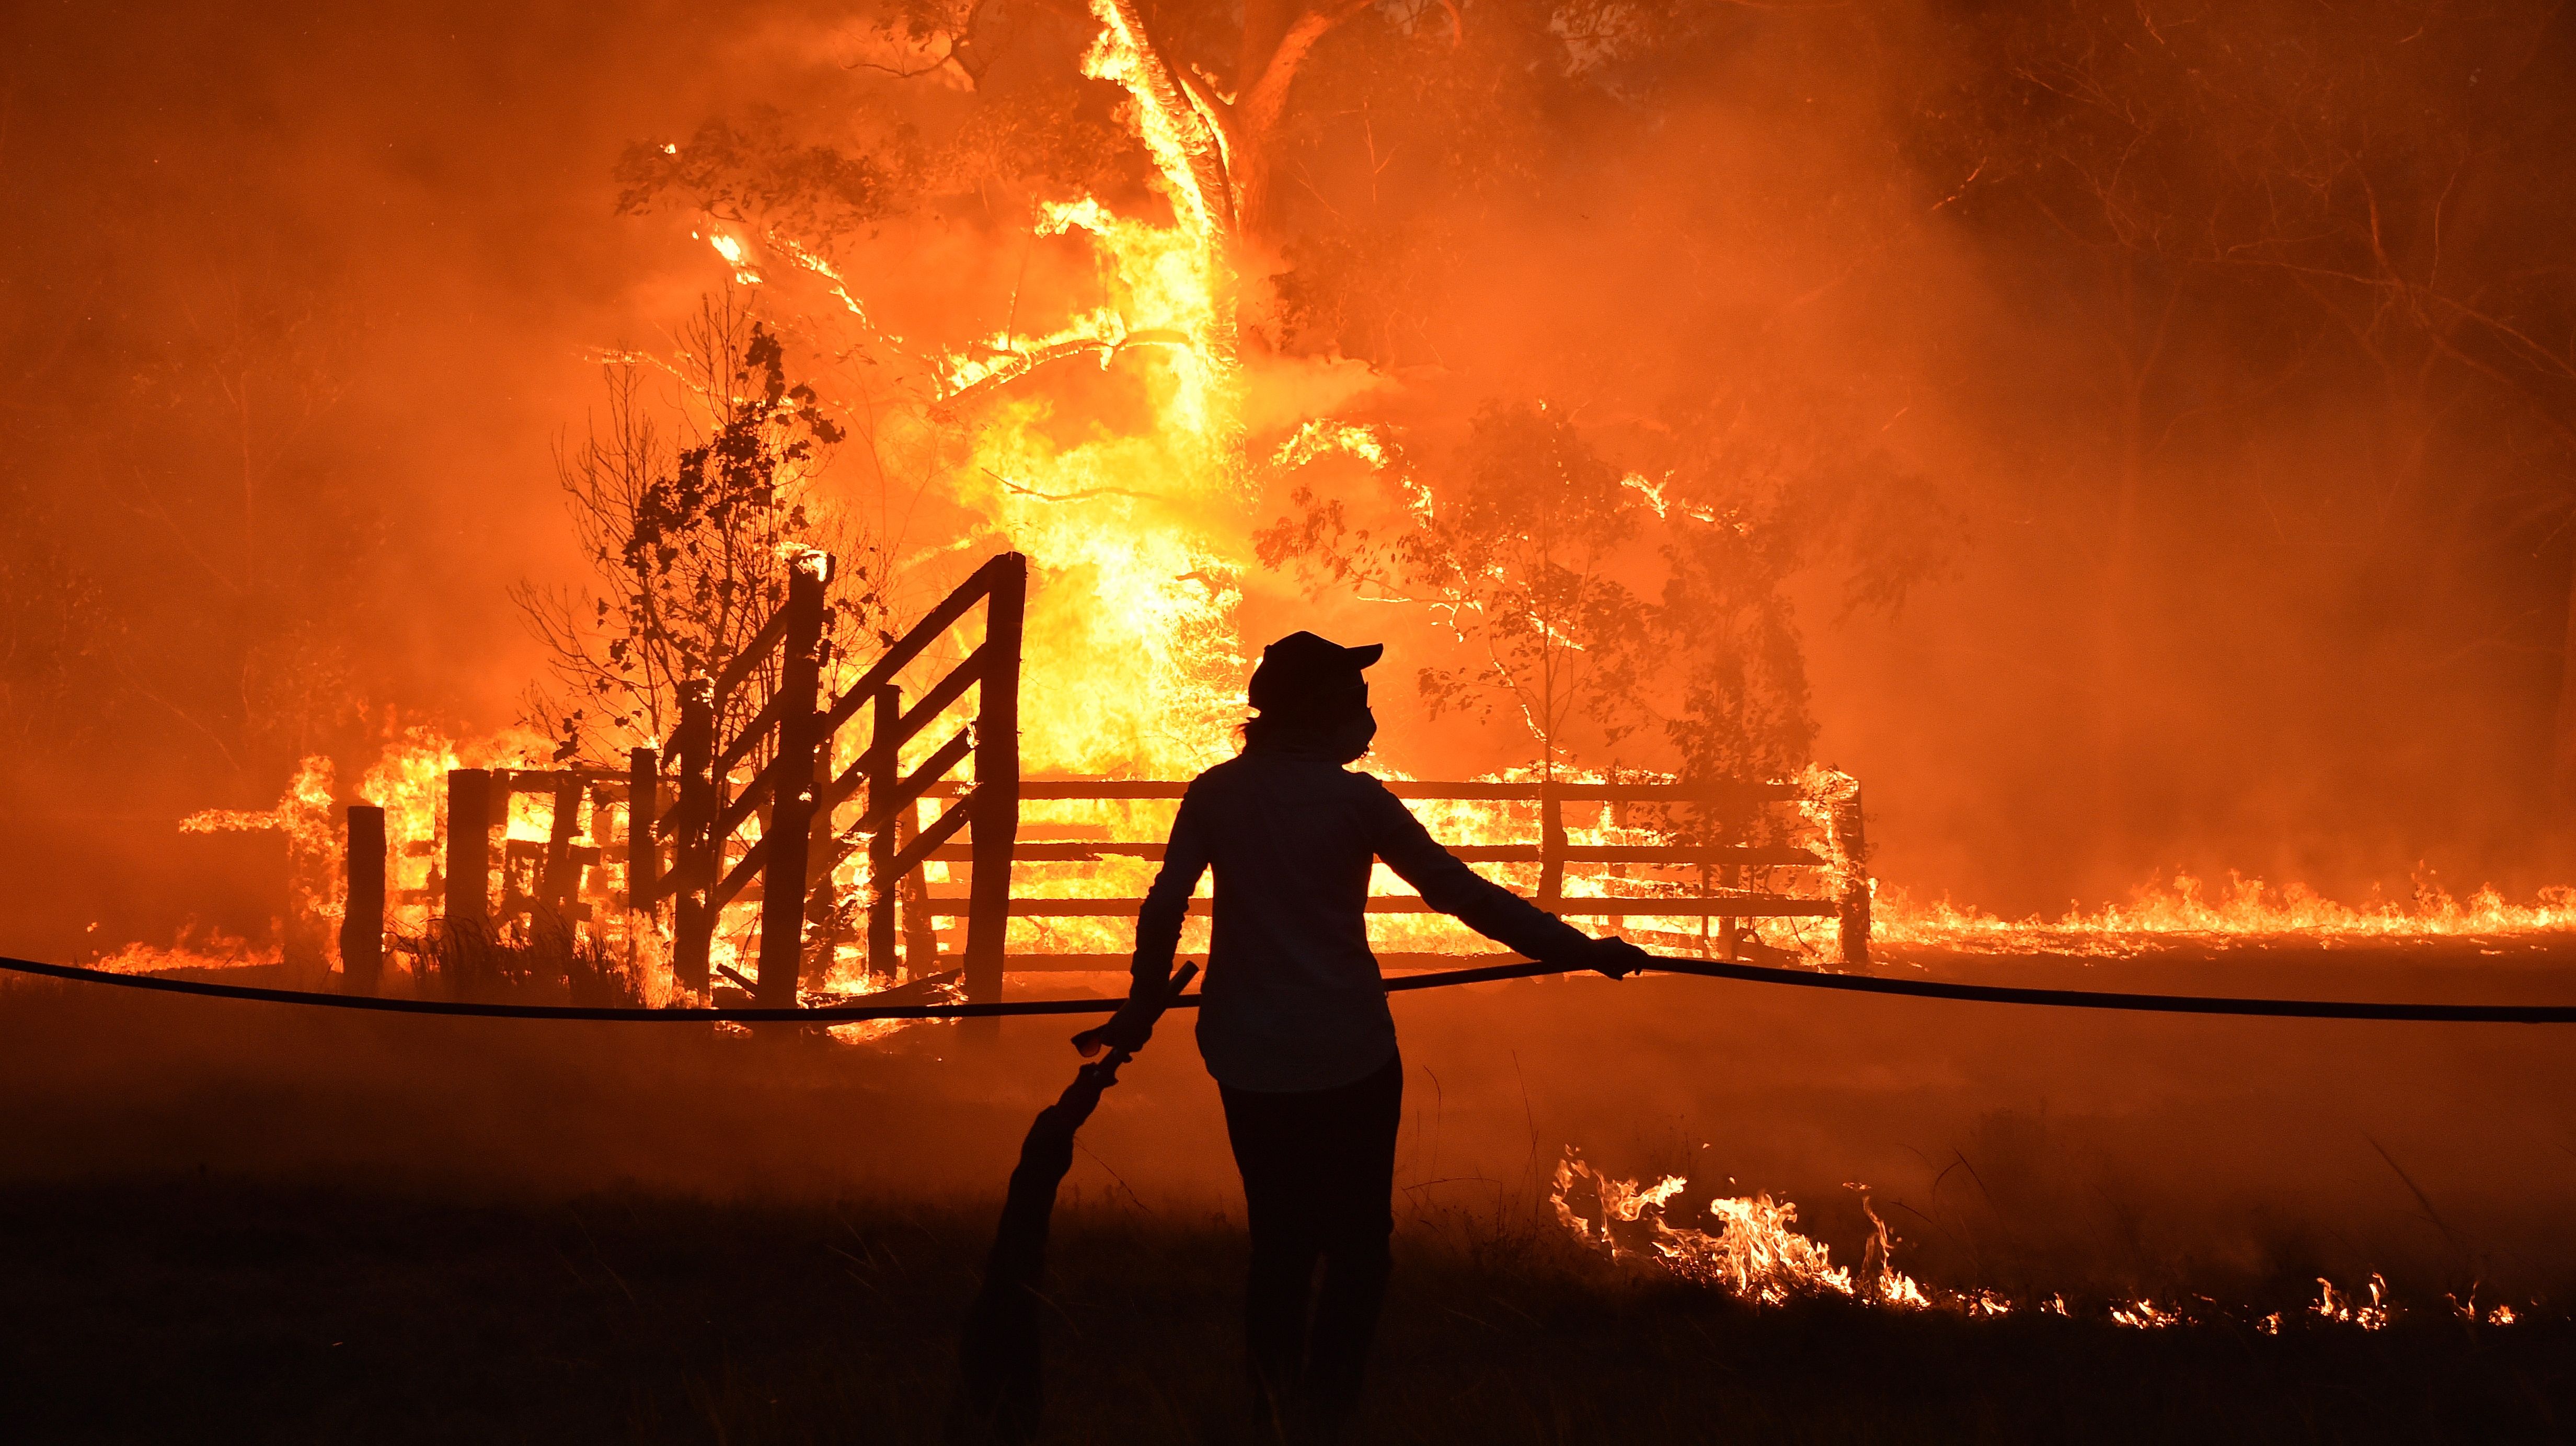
[1833,783,1871,969]
[442,768,491,987]
[627,747,659,909]
[896,799,938,972]
[628,747,659,973]
[803,717,845,986]
[674,680,716,993]
[754,554,831,1009]
[867,683,902,981]
[540,773,582,929]
[1537,782,1565,913]
[341,804,386,993]
[964,554,1026,1032]
[1720,862,1743,962]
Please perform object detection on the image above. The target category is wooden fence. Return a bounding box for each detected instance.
[898,776,1872,971]
[345,549,1871,1003]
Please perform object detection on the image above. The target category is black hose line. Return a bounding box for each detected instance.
[5,950,2574,1024]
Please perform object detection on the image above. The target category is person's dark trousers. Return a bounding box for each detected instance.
[1219,1052,1404,1436]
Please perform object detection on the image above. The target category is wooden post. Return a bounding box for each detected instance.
[1537,783,1565,913]
[1720,862,1743,962]
[340,804,386,993]
[867,683,901,981]
[754,554,830,1009]
[799,636,840,988]
[1834,784,1871,969]
[540,772,582,927]
[674,680,716,992]
[1689,866,1710,959]
[443,768,492,985]
[627,747,659,911]
[1603,802,1627,939]
[896,797,938,973]
[963,554,1026,1032]
[802,727,844,986]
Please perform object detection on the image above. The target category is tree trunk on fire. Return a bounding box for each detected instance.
[1225,1,1358,246]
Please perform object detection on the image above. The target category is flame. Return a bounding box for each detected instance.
[178,754,341,964]
[1551,1152,1944,1312]
[1876,870,2576,957]
[696,228,762,284]
[91,922,280,975]
[2313,1274,2394,1329]
[886,1,1247,777]
[1550,1153,2514,1332]
[129,729,553,976]
[2108,1299,2181,1329]
[89,0,2576,1020]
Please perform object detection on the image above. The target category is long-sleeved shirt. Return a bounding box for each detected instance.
[1132,743,1597,1093]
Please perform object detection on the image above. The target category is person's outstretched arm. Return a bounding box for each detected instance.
[1366,784,1646,977]
[1085,788,1213,1052]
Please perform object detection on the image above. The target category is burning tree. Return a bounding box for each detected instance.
[1259,393,1933,792]
[592,0,1956,788]
[1257,405,1657,777]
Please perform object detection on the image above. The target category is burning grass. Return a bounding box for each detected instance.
[1549,1153,2533,1335]
[3,1174,2569,1444]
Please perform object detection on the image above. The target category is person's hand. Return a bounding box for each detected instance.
[1073,1004,1155,1057]
[1588,936,1653,979]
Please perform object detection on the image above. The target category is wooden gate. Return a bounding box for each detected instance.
[622,550,1027,1010]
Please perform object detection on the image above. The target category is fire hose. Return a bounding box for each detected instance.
[5,951,2576,1024]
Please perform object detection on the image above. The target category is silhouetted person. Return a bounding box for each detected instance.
[1085,632,1647,1441]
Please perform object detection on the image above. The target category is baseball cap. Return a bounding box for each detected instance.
[1247,631,1384,719]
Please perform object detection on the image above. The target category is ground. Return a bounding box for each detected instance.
[3,1175,2569,1444]
[4,940,2575,1442]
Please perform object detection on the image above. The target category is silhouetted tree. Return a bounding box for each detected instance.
[1256,396,1907,788]
[516,291,888,764]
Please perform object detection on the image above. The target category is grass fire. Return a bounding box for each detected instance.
[7,1,2576,1441]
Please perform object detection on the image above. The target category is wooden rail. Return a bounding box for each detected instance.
[903,775,1873,968]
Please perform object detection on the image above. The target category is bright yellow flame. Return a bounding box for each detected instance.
[917,3,1249,776]
[1876,870,2576,956]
